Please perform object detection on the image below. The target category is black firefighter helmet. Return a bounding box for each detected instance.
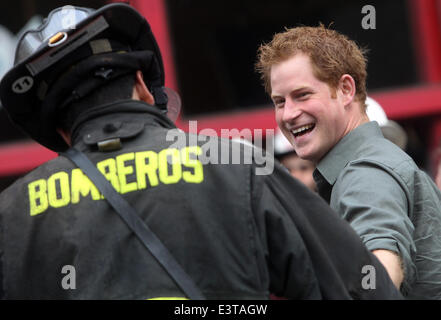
[0,3,180,152]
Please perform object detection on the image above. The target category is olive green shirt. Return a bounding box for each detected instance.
[314,121,441,299]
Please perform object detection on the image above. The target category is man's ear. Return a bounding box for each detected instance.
[133,70,155,105]
[338,74,356,107]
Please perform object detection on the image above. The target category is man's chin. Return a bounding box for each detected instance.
[295,149,312,161]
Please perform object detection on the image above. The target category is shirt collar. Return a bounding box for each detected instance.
[314,121,383,186]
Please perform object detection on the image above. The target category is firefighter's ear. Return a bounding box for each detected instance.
[56,128,72,146]
[133,70,155,105]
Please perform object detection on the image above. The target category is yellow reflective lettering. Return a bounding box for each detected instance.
[135,151,159,189]
[116,152,137,194]
[158,148,182,184]
[97,158,120,193]
[181,146,204,183]
[28,179,49,216]
[47,171,70,208]
[147,297,188,300]
[71,168,101,203]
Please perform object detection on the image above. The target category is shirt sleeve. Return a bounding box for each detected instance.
[331,161,416,293]
[251,161,403,299]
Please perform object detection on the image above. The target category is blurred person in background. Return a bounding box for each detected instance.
[274,129,317,192]
[437,159,441,190]
[365,96,408,151]
[256,24,441,299]
[435,146,441,190]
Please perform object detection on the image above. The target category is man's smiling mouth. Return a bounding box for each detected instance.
[292,124,315,137]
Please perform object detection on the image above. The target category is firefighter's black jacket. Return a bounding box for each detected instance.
[0,100,402,299]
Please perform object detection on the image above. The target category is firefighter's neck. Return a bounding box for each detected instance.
[56,71,154,146]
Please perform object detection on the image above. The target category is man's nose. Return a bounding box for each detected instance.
[283,99,302,122]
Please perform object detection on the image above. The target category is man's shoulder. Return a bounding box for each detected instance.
[350,136,417,173]
[331,136,424,204]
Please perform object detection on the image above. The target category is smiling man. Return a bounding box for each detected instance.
[270,52,368,163]
[256,25,441,299]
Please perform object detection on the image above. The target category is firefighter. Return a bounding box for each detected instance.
[0,3,401,299]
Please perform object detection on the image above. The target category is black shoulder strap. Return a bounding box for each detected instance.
[61,147,205,300]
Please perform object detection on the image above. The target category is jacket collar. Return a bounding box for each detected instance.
[71,99,176,147]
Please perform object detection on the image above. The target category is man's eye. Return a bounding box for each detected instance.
[298,92,311,99]
[273,100,285,108]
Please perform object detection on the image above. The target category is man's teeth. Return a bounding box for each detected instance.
[292,124,314,135]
